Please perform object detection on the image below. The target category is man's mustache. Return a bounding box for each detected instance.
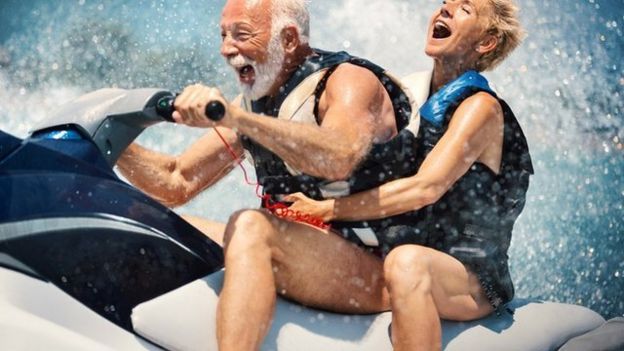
[228,54,254,68]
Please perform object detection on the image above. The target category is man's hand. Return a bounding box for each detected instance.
[173,84,232,128]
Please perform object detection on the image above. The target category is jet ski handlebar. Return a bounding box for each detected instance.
[30,88,225,168]
[156,96,226,122]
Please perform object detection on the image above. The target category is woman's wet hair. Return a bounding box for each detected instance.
[476,0,526,71]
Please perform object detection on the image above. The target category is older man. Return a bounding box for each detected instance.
[118,0,418,349]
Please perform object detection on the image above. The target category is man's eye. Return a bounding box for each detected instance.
[237,33,251,41]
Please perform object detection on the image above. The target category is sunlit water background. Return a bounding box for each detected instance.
[0,0,622,319]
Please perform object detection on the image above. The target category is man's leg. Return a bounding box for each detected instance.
[217,209,389,351]
[384,245,494,351]
[182,215,226,246]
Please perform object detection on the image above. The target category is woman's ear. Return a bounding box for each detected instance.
[476,33,498,55]
[281,26,299,53]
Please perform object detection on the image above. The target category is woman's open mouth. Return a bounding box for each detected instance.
[432,20,452,39]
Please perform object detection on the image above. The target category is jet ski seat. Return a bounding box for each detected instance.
[132,271,604,351]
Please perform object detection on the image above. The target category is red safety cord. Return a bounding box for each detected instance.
[213,128,331,230]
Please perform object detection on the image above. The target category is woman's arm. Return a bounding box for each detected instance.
[116,127,243,207]
[285,92,504,222]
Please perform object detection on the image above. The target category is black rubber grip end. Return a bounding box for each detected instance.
[205,101,226,121]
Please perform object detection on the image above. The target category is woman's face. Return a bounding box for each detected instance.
[425,0,492,67]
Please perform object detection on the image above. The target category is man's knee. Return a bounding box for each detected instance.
[223,209,275,250]
[384,245,433,295]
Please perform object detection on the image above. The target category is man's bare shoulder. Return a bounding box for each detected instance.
[323,63,384,103]
[329,63,380,85]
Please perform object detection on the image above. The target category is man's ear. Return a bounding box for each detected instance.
[477,34,498,55]
[281,26,300,53]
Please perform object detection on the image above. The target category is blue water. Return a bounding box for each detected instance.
[0,0,622,319]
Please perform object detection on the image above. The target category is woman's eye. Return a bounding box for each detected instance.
[462,6,471,14]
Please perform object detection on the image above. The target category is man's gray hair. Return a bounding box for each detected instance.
[246,0,310,44]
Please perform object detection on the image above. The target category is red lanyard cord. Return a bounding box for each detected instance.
[213,128,331,230]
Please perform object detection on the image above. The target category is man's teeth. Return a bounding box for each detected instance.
[240,65,253,75]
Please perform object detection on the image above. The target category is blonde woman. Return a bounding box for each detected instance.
[285,1,532,350]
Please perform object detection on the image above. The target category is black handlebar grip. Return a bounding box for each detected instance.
[156,95,176,122]
[156,96,225,122]
[205,101,226,121]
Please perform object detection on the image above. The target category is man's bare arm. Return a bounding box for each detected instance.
[117,127,243,207]
[224,64,393,180]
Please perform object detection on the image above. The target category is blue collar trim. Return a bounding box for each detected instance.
[420,70,495,127]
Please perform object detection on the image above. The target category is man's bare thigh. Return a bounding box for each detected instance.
[262,214,389,314]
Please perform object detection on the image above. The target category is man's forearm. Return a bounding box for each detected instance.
[228,108,368,180]
[117,132,240,207]
[117,143,190,206]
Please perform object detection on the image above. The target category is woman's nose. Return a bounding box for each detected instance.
[440,2,453,18]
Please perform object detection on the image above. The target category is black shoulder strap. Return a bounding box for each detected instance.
[312,65,340,122]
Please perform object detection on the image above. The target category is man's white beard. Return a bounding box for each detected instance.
[229,34,286,101]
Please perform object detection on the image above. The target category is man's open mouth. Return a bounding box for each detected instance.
[432,20,452,39]
[237,65,255,84]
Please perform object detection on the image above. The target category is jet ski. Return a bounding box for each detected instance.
[0,88,619,351]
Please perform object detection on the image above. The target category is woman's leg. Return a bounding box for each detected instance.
[384,245,494,351]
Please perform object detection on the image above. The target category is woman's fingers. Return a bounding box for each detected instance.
[283,192,305,202]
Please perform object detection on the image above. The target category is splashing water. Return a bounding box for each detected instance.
[0,0,622,318]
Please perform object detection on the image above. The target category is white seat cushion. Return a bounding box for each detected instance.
[132,271,604,351]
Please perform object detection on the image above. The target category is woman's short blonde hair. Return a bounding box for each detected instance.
[476,0,526,71]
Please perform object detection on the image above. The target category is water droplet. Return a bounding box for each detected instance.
[61,276,67,283]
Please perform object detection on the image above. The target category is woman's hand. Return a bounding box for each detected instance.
[283,192,335,223]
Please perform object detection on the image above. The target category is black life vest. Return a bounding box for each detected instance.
[241,49,420,201]
[332,71,534,253]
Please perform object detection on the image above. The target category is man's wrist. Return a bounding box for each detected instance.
[221,104,242,129]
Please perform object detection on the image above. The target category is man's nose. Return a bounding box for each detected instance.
[220,36,239,58]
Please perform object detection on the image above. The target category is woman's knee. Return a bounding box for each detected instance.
[222,209,275,251]
[384,245,433,294]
